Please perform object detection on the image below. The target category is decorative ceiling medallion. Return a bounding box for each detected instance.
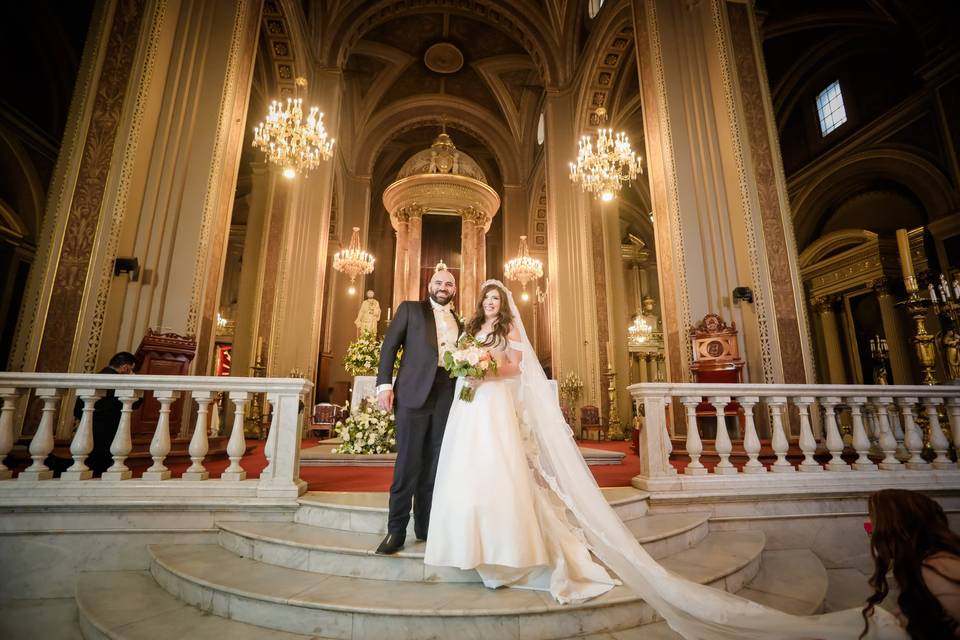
[424,42,464,74]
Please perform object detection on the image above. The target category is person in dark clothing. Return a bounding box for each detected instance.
[72,351,141,476]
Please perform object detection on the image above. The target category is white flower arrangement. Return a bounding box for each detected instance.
[344,331,402,377]
[331,397,397,455]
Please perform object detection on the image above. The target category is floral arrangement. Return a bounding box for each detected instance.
[442,335,498,402]
[331,398,396,454]
[344,331,402,377]
[559,372,584,404]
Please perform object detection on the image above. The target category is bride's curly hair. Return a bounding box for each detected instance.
[465,283,514,346]
[860,488,960,639]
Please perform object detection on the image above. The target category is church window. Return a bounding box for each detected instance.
[816,80,846,136]
[537,112,545,145]
[588,0,605,19]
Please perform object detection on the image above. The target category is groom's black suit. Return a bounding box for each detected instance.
[377,299,461,537]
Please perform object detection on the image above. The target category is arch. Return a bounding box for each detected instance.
[792,147,958,249]
[572,3,635,130]
[325,0,558,86]
[798,229,878,268]
[354,95,522,184]
[0,127,47,240]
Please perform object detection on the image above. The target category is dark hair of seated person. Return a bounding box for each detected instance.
[108,351,138,370]
[861,488,960,639]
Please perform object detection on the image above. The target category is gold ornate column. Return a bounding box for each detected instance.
[812,295,849,383]
[872,278,914,384]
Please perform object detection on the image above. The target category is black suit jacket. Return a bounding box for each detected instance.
[72,367,143,435]
[377,300,462,409]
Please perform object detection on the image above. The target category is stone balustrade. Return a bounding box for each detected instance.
[0,373,310,500]
[629,382,960,494]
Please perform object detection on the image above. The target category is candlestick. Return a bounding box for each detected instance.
[929,283,938,303]
[606,341,613,367]
[256,336,264,360]
[895,228,916,291]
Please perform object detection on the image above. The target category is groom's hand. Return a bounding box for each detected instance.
[378,389,394,412]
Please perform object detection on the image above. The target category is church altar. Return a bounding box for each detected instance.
[351,375,560,411]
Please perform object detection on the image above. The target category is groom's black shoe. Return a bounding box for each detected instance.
[376,532,405,555]
[415,530,427,542]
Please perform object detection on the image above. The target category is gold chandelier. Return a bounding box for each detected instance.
[504,235,544,301]
[628,315,653,346]
[252,77,334,179]
[333,227,374,295]
[569,108,643,201]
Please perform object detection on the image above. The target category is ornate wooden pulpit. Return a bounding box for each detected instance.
[131,329,197,438]
[690,314,744,438]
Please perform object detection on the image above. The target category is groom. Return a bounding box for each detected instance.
[375,268,461,554]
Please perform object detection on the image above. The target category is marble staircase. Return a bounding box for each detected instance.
[74,491,829,640]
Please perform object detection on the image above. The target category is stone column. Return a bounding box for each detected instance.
[459,206,483,313]
[475,211,489,290]
[406,208,423,301]
[391,209,410,309]
[632,0,814,384]
[544,89,602,403]
[872,278,913,385]
[812,296,849,384]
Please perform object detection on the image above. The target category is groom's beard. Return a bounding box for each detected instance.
[429,291,453,305]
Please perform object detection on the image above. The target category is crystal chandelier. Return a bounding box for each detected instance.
[628,315,653,346]
[504,235,544,301]
[333,227,375,295]
[569,108,643,201]
[252,77,334,179]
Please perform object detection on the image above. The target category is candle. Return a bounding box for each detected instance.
[942,285,949,302]
[895,228,915,288]
[929,283,938,303]
[256,336,263,358]
[386,307,392,321]
[606,341,613,364]
[953,278,960,299]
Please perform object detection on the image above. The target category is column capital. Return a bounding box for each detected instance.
[391,205,424,226]
[869,277,894,296]
[811,295,840,313]
[459,205,490,230]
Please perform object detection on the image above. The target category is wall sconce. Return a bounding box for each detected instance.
[732,286,753,304]
[114,256,140,281]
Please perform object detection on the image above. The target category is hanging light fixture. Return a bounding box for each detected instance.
[333,227,375,295]
[628,315,653,346]
[569,107,643,201]
[252,77,335,179]
[504,235,544,302]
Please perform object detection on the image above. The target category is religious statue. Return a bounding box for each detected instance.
[355,290,381,337]
[943,329,960,381]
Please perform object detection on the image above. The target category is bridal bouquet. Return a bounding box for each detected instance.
[442,335,498,402]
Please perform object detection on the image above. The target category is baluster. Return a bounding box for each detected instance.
[739,396,764,473]
[61,389,101,481]
[897,397,926,469]
[262,393,278,475]
[679,397,706,475]
[0,388,22,480]
[795,397,821,472]
[863,406,881,456]
[183,391,214,480]
[846,396,877,471]
[710,396,736,474]
[142,390,179,481]
[890,409,909,461]
[873,397,901,470]
[101,390,140,480]
[821,397,849,471]
[222,392,249,481]
[947,399,960,468]
[19,388,62,481]
[768,397,793,472]
[923,397,952,469]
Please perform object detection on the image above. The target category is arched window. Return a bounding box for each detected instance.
[816,80,847,136]
[588,0,605,19]
[536,112,545,145]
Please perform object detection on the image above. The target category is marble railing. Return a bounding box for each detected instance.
[0,373,311,500]
[629,382,960,493]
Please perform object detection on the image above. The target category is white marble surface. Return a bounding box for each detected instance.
[0,597,82,640]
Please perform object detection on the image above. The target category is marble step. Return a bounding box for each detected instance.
[293,488,650,536]
[148,532,764,639]
[75,571,315,640]
[217,511,711,581]
[567,549,829,640]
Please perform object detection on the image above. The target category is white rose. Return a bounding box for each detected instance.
[466,350,480,366]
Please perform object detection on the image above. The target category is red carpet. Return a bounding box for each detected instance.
[20,439,643,491]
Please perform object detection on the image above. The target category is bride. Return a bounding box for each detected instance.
[425,279,906,639]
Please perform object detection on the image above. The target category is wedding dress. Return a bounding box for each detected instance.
[427,280,906,639]
[424,329,618,603]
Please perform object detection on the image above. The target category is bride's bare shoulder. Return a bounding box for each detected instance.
[506,325,522,342]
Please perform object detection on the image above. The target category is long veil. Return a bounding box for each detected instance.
[483,279,905,640]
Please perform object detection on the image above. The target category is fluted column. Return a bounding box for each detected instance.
[872,278,913,384]
[407,209,424,300]
[812,296,848,383]
[459,206,485,313]
[391,209,411,308]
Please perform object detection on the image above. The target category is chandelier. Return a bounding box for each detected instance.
[628,315,653,346]
[569,108,643,201]
[252,77,334,179]
[333,227,375,295]
[504,235,544,301]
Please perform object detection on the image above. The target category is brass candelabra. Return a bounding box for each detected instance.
[605,367,625,440]
[898,291,938,385]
